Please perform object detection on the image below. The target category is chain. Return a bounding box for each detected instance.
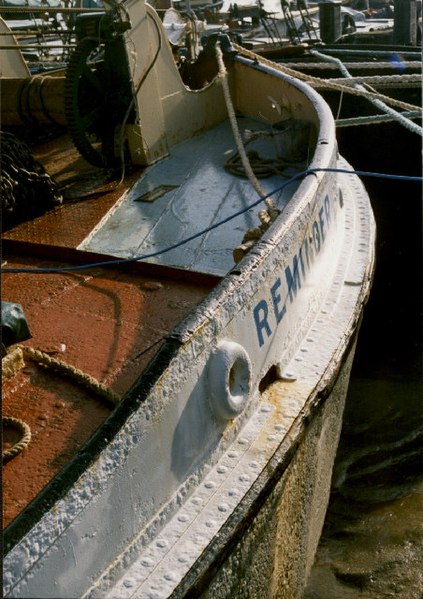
[0,131,63,228]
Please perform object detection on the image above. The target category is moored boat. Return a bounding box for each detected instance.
[1,1,375,596]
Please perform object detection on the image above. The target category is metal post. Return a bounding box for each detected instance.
[393,0,418,45]
[319,1,342,44]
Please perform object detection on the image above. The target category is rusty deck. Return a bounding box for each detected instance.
[2,133,216,528]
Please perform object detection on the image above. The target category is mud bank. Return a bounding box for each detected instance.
[304,376,423,599]
[304,117,423,598]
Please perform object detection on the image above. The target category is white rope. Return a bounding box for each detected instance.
[215,43,278,219]
[309,48,423,137]
[276,61,422,71]
[232,43,422,116]
[336,111,422,128]
[318,74,422,89]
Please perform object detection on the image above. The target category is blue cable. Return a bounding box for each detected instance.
[2,167,422,275]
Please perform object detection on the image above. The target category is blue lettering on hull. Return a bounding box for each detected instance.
[253,193,335,348]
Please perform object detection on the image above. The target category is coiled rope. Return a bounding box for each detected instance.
[215,42,279,222]
[216,41,281,260]
[2,417,32,464]
[2,345,121,463]
[225,143,299,178]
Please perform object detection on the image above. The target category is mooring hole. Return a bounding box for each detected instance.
[259,365,279,393]
[229,356,250,396]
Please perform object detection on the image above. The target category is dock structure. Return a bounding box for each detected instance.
[393,0,420,45]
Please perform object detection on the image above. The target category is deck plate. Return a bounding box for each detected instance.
[79,119,302,276]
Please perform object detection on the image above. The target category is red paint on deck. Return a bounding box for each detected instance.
[2,134,140,248]
[3,365,112,528]
[2,255,211,528]
[2,133,215,528]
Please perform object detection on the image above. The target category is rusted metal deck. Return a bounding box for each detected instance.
[2,133,215,528]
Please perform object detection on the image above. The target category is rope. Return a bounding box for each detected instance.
[232,43,423,117]
[312,48,422,60]
[19,346,121,406]
[215,42,279,221]
[2,346,121,463]
[216,41,289,260]
[309,48,423,136]
[336,111,422,128]
[225,145,298,179]
[2,417,32,464]
[271,61,422,71]
[319,74,422,90]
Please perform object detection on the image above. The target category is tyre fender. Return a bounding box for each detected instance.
[207,340,252,420]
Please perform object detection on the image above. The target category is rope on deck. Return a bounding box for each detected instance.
[216,41,286,261]
[2,417,32,464]
[2,346,121,463]
[215,43,279,220]
[20,346,121,406]
[216,42,282,262]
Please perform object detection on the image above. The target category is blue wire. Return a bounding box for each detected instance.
[2,167,421,275]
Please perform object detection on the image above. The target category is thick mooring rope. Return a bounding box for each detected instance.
[216,42,289,261]
[232,43,423,121]
[215,43,279,221]
[20,346,121,406]
[336,110,422,128]
[273,60,422,72]
[319,74,422,90]
[2,346,121,462]
[310,48,423,136]
[2,416,32,464]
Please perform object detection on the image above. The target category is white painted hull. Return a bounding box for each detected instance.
[2,4,375,597]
